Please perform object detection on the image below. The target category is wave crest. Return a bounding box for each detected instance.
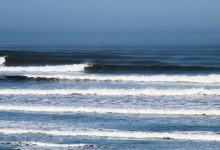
[0,64,88,72]
[0,56,5,65]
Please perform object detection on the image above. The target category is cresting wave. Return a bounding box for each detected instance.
[1,105,220,116]
[0,64,87,72]
[0,88,219,96]
[0,64,220,74]
[24,74,220,83]
[0,129,220,141]
[0,56,5,65]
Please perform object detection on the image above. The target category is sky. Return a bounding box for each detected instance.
[0,0,220,32]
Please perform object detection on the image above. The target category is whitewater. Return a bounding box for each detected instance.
[1,129,220,142]
[24,73,220,83]
[0,88,219,96]
[0,64,87,72]
[1,105,220,116]
[1,63,220,150]
[1,32,220,149]
[0,56,5,65]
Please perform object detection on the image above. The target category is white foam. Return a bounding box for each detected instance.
[0,56,5,65]
[0,88,219,96]
[0,105,219,116]
[0,129,220,141]
[0,64,87,72]
[23,142,93,148]
[25,74,220,84]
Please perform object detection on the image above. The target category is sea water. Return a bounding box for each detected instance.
[0,31,220,149]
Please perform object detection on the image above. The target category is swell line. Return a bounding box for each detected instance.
[0,105,219,116]
[0,129,220,141]
[0,88,219,96]
[85,64,220,73]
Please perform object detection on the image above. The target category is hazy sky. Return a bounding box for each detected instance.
[0,0,220,32]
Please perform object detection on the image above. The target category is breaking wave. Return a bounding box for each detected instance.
[1,50,220,73]
[0,88,219,96]
[0,64,88,72]
[0,105,220,116]
[0,56,5,65]
[1,129,220,141]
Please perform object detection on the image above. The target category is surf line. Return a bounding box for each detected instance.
[0,105,220,116]
[0,88,219,96]
[24,74,220,84]
[1,129,220,141]
[17,142,97,148]
[0,64,88,72]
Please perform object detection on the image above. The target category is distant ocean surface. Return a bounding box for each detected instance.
[0,31,220,149]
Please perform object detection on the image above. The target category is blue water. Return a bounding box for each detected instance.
[0,31,220,149]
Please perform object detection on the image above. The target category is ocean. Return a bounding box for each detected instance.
[0,31,220,149]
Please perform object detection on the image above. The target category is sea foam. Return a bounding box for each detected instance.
[0,105,220,116]
[0,64,87,72]
[0,56,5,65]
[22,142,96,148]
[25,74,220,84]
[1,129,220,141]
[0,88,219,96]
